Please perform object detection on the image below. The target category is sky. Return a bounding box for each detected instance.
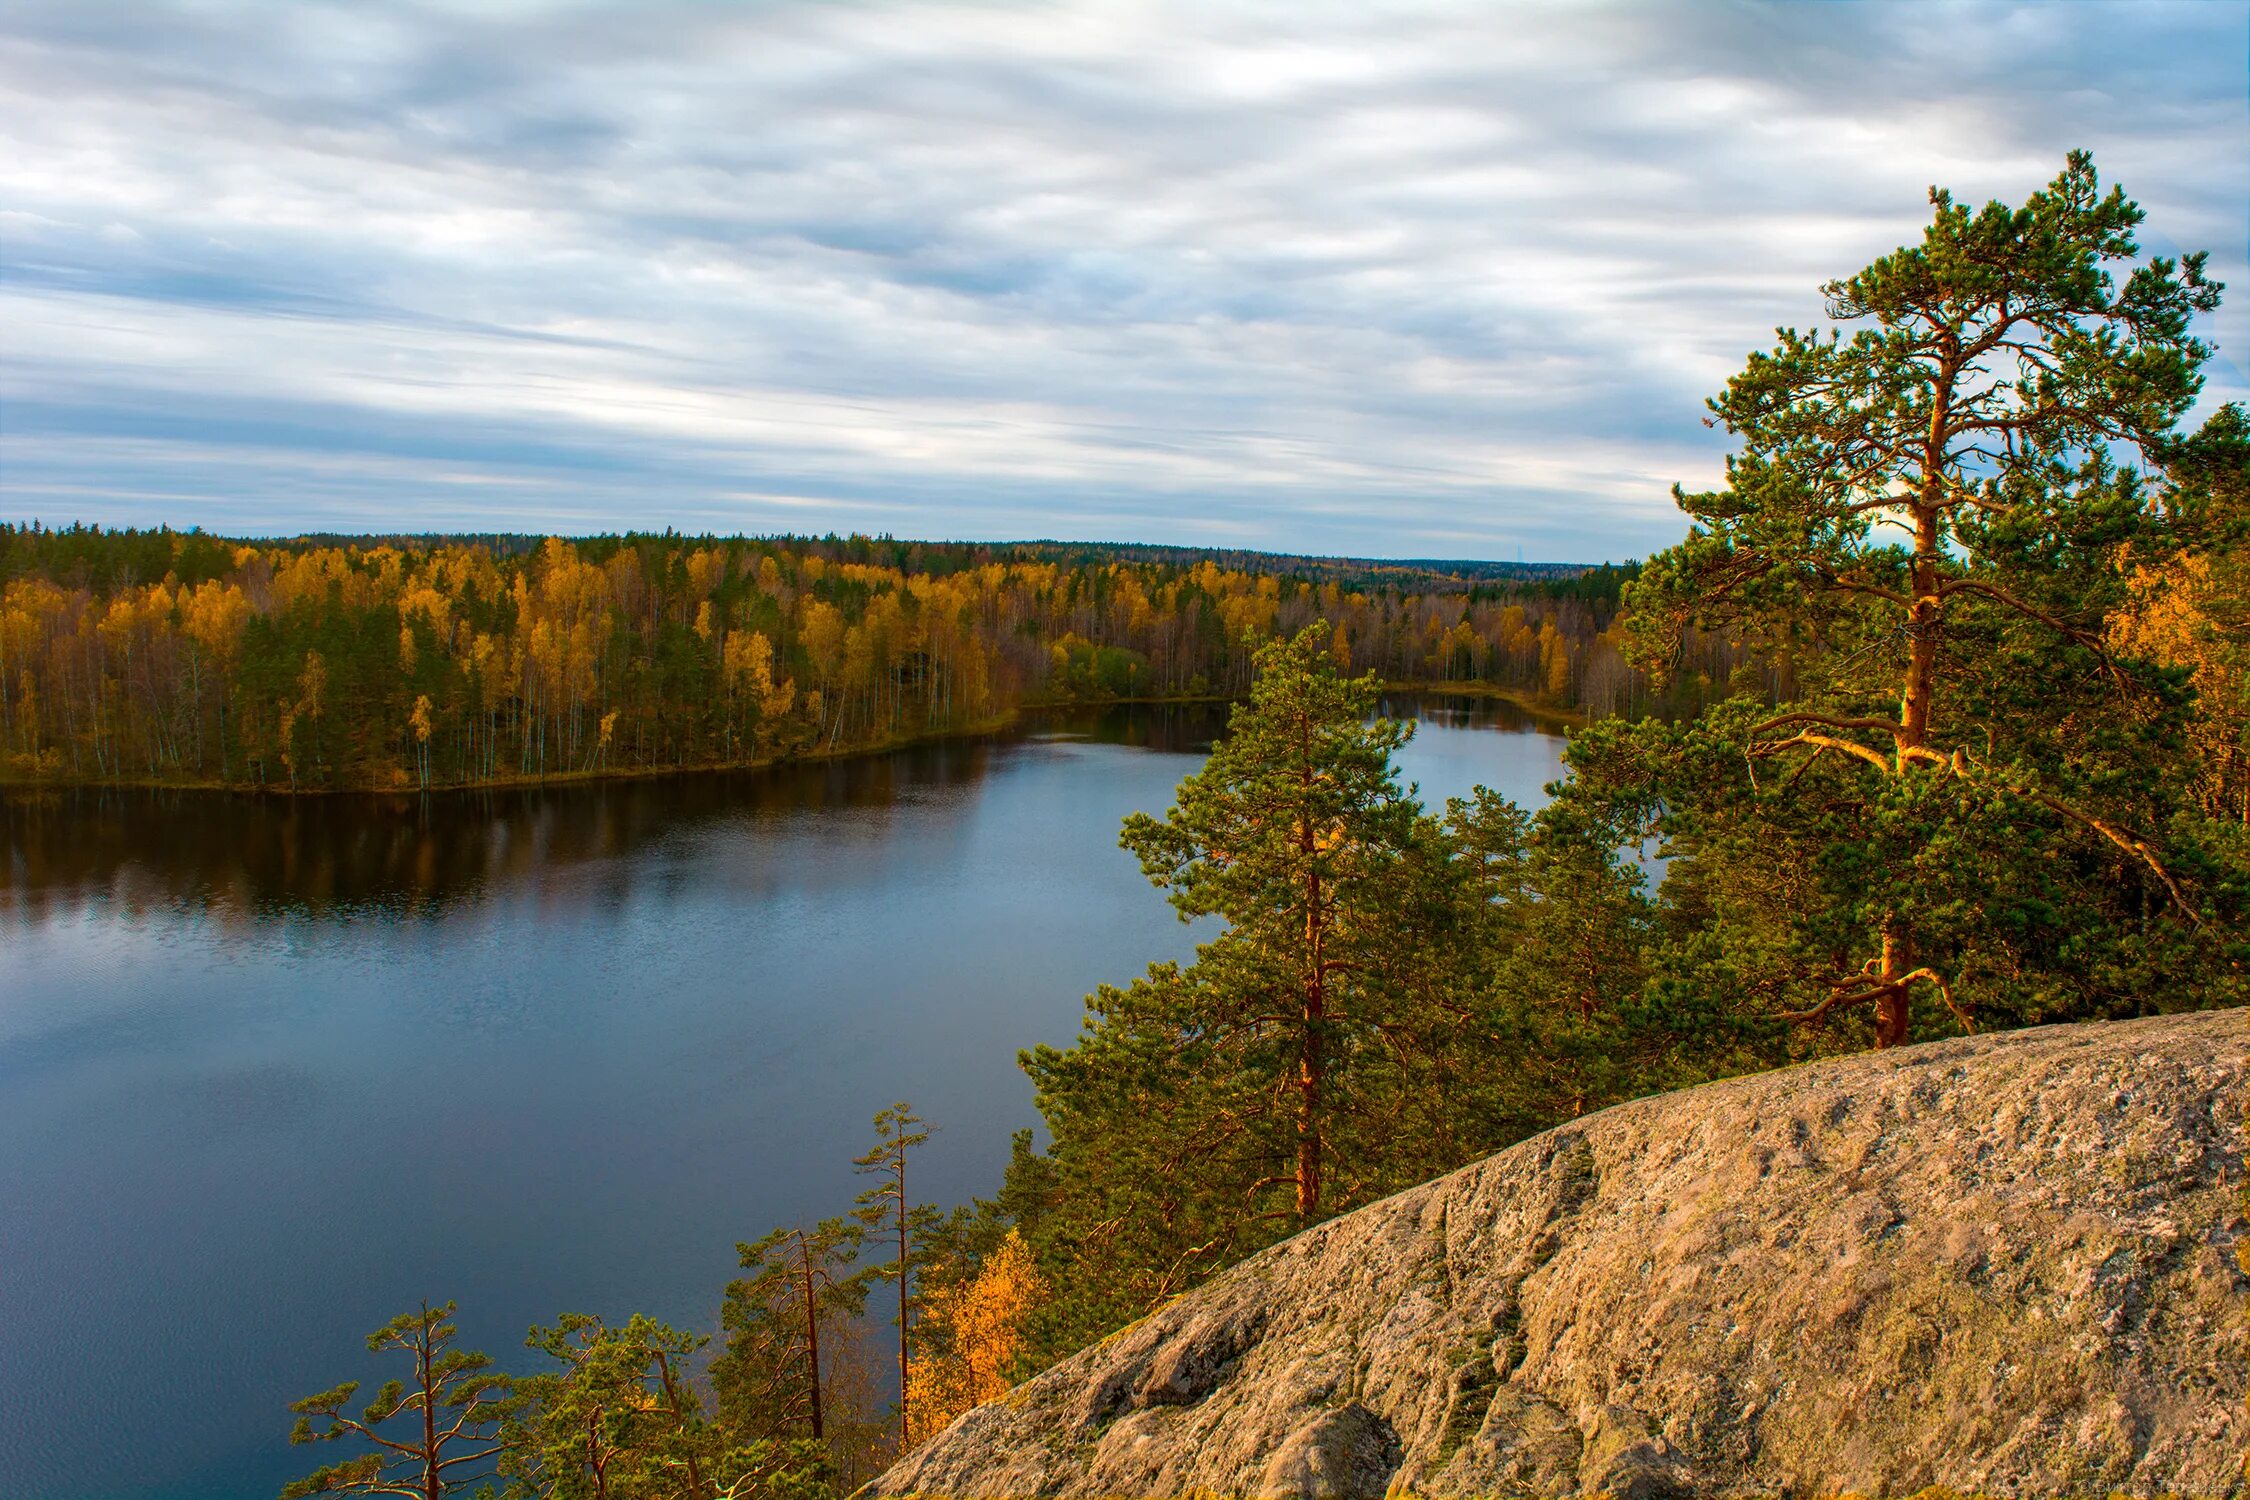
[0,1,2243,562]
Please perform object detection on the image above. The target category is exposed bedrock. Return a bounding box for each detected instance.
[874,1009,2247,1498]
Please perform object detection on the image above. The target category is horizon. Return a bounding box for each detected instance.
[0,515,1613,571]
[2,1,2243,563]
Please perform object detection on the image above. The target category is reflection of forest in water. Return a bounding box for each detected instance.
[0,696,1538,922]
[0,703,1240,920]
[0,690,1562,1500]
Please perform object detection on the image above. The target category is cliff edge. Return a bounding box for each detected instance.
[875,1009,2247,1498]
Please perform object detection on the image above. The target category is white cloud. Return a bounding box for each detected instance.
[0,0,2240,559]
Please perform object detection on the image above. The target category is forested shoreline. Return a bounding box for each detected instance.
[0,526,1717,794]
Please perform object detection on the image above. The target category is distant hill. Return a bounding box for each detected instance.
[998,539,1592,588]
[272,531,1601,590]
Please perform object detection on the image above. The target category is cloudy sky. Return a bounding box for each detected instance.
[1,1,2242,561]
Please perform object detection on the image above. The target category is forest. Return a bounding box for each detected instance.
[0,525,1703,793]
[201,154,2250,1497]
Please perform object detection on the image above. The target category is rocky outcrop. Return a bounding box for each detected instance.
[876,1009,2247,1498]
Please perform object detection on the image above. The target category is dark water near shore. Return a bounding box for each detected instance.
[0,696,1565,1500]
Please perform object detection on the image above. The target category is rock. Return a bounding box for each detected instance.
[1254,1403,1400,1500]
[871,1009,2248,1498]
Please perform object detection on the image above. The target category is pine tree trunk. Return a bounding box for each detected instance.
[420,1318,441,1500]
[1875,923,1912,1050]
[1872,368,1956,1050]
[1296,708,1324,1221]
[896,1168,910,1440]
[801,1235,825,1443]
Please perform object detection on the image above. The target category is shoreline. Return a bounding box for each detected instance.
[1376,679,1586,729]
[0,684,1578,800]
[0,710,1026,801]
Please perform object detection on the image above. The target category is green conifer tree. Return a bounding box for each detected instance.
[281,1301,519,1500]
[711,1220,868,1455]
[502,1313,731,1500]
[852,1102,940,1448]
[1611,150,2241,1048]
[1013,625,1486,1347]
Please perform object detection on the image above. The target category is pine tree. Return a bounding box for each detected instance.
[851,1102,936,1448]
[1013,625,1487,1346]
[504,1313,725,1500]
[1619,150,2241,1047]
[712,1220,868,1453]
[281,1301,519,1500]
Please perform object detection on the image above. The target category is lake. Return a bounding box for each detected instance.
[0,695,1566,1500]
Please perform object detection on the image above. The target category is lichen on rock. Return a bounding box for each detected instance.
[870,1009,2248,1499]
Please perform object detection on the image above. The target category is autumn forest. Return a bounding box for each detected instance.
[0,526,1697,793]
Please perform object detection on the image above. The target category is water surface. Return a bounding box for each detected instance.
[0,696,1564,1500]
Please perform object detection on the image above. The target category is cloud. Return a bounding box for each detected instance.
[0,0,2241,560]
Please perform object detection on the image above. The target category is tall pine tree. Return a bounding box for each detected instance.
[1613,150,2241,1048]
[1013,626,1488,1347]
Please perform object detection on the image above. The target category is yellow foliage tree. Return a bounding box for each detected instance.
[0,526,1647,789]
[1539,621,1571,701]
[901,1231,1045,1448]
[2113,549,2250,823]
[408,694,434,788]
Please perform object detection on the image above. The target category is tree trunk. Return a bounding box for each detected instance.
[1872,364,1957,1051]
[1296,708,1324,1222]
[655,1353,709,1499]
[1874,923,1912,1050]
[800,1235,825,1442]
[1900,499,1942,753]
[888,1150,910,1441]
[420,1311,441,1500]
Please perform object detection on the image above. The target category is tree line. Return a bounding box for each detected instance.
[277,153,2246,1498]
[0,529,1734,794]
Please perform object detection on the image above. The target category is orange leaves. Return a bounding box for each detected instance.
[95,582,175,659]
[1217,589,1278,643]
[180,580,252,660]
[723,630,796,721]
[398,581,452,642]
[0,527,1625,787]
[2,580,85,664]
[799,599,846,682]
[2112,549,2250,819]
[720,629,773,693]
[269,547,384,614]
[683,545,728,600]
[903,1231,1045,1448]
[518,540,612,712]
[1539,621,1571,700]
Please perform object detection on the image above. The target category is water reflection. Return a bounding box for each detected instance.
[0,697,1538,925]
[0,695,1556,1500]
[0,704,1238,923]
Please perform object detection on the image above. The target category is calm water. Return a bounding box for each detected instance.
[0,696,1565,1500]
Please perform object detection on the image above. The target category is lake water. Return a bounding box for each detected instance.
[0,696,1565,1500]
